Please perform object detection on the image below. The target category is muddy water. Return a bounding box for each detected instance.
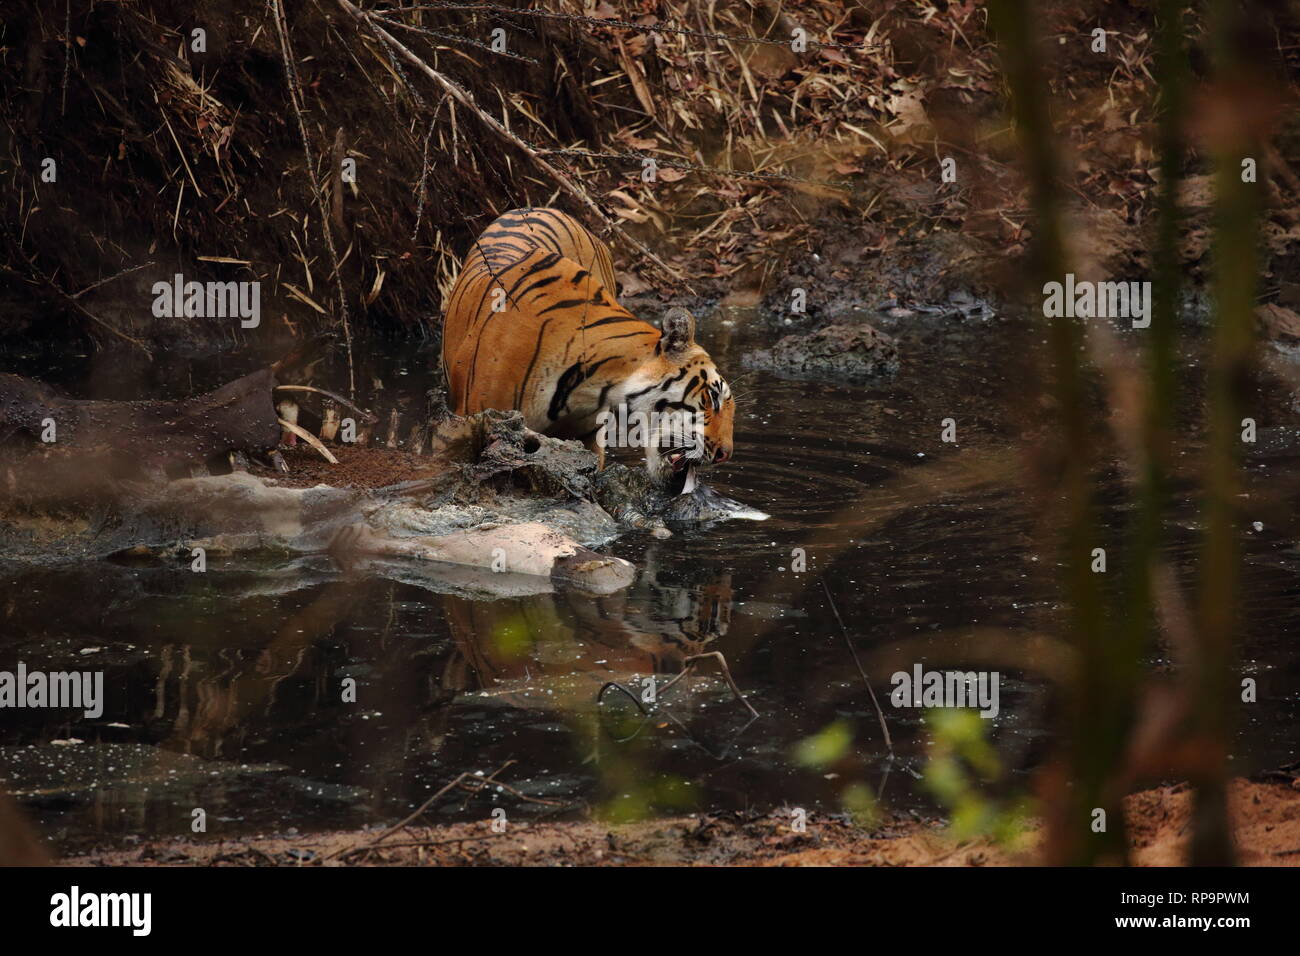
[2,311,1298,852]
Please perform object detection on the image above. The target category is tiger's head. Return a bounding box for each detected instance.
[632,307,734,494]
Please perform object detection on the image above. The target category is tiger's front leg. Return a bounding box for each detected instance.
[582,432,606,471]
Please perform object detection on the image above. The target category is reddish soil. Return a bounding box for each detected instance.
[58,778,1300,867]
[1125,778,1300,867]
[253,444,446,490]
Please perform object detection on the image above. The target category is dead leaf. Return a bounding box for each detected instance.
[1256,303,1300,342]
[1178,174,1215,210]
[885,89,933,145]
[619,134,658,150]
[617,37,658,122]
[364,269,386,306]
[619,271,652,295]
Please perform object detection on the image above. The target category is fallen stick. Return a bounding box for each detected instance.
[0,260,151,355]
[278,418,340,464]
[657,650,759,718]
[324,759,563,862]
[273,384,377,423]
[271,0,357,398]
[324,771,481,862]
[597,681,649,714]
[334,0,688,289]
[334,834,499,856]
[822,578,893,754]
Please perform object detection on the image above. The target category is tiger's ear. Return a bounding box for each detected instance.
[660,307,696,358]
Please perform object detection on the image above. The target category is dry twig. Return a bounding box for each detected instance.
[821,578,893,754]
[335,0,689,289]
[270,0,357,397]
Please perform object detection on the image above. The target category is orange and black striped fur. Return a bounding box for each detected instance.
[442,208,734,485]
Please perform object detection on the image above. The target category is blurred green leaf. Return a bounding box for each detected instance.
[793,719,852,769]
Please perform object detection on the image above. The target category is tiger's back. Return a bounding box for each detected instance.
[441,207,735,481]
[442,209,651,429]
[466,207,618,295]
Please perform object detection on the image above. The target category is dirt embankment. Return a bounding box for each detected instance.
[5,0,979,359]
[59,777,1300,867]
[12,1,1300,362]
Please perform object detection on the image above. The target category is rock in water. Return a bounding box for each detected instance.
[743,322,900,383]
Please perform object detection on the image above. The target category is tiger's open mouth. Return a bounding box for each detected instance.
[662,446,702,496]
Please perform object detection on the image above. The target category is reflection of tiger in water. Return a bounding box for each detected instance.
[441,568,734,693]
[441,208,734,489]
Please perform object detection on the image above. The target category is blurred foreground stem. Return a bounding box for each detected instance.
[1192,0,1262,867]
[990,0,1120,865]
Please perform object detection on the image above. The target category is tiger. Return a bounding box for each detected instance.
[441,207,734,493]
[441,566,734,699]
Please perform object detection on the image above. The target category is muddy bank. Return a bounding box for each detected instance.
[55,777,1300,867]
[743,322,901,383]
[749,228,1000,331]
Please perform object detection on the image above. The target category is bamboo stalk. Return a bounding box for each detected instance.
[1191,0,1261,868]
[1125,0,1189,667]
[989,0,1121,865]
